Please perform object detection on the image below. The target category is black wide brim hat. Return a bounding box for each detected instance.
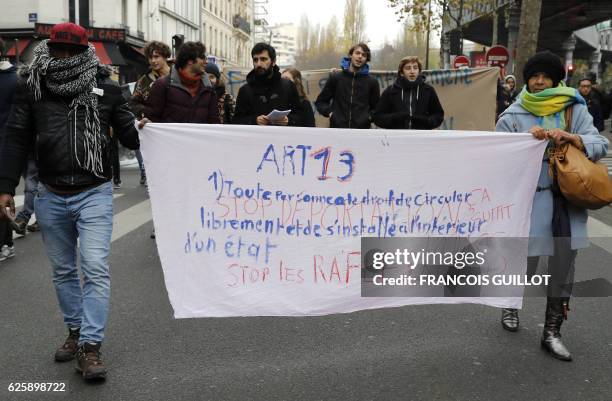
[523,51,565,87]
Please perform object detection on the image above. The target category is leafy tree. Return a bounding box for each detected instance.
[342,0,367,48]
[387,0,496,34]
[295,14,344,70]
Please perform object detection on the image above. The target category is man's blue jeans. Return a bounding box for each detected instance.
[135,149,145,175]
[34,182,113,344]
[16,156,39,222]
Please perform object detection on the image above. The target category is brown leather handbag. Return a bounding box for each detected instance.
[548,106,612,210]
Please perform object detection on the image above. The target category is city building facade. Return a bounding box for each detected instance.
[269,23,296,68]
[0,0,201,81]
[201,0,254,68]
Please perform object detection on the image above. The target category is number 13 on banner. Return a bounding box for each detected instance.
[256,144,356,182]
[310,147,355,182]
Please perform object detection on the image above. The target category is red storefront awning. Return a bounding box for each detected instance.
[91,41,126,66]
[6,39,31,56]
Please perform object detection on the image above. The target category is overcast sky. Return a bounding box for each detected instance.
[265,0,404,50]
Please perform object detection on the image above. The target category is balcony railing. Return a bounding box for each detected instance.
[233,14,251,35]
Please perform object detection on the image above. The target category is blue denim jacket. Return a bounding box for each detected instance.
[496,101,609,256]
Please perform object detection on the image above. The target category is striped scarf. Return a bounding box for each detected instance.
[25,40,105,178]
[518,82,585,129]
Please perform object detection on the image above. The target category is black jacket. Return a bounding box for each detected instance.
[0,62,17,133]
[300,99,316,127]
[0,67,139,195]
[497,86,518,118]
[232,65,305,126]
[591,86,611,120]
[585,95,605,132]
[373,75,444,130]
[315,58,380,129]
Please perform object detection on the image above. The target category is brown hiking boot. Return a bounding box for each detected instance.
[11,218,27,235]
[75,342,107,380]
[54,327,80,362]
[27,221,40,232]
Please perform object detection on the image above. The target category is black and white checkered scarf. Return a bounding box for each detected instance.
[25,39,104,178]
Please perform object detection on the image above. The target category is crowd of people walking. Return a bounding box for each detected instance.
[0,22,610,382]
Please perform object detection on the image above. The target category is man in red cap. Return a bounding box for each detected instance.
[0,22,139,381]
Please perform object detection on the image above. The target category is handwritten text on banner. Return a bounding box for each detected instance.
[140,125,546,317]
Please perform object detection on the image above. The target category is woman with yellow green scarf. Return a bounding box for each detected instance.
[496,51,609,361]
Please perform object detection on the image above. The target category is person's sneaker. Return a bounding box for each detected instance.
[27,221,40,232]
[113,180,122,189]
[0,245,15,261]
[75,342,107,380]
[10,218,27,235]
[54,327,80,362]
[139,174,147,186]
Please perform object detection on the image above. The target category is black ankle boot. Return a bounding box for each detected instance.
[501,308,519,331]
[541,297,572,361]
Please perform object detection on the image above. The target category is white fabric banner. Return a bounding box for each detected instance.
[140,125,546,318]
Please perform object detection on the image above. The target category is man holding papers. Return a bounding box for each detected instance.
[232,43,306,127]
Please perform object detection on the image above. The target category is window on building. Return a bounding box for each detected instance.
[121,0,128,27]
[214,28,218,55]
[137,0,143,33]
[209,26,213,50]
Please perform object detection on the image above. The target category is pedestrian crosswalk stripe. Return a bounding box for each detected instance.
[111,199,152,242]
[587,215,612,249]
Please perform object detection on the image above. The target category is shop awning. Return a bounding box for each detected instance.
[130,45,145,57]
[6,39,31,57]
[91,41,126,66]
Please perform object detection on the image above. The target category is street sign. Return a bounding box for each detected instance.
[453,55,470,69]
[28,13,37,23]
[486,45,510,68]
[471,52,488,68]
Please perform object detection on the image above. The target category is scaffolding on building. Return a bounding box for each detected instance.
[253,0,270,43]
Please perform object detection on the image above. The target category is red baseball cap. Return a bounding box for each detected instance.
[48,23,88,47]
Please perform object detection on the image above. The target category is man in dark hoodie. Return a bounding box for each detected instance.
[0,23,139,381]
[373,56,444,130]
[315,43,380,129]
[232,42,305,126]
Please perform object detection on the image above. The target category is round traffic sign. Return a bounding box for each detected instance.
[453,55,470,69]
[486,45,510,67]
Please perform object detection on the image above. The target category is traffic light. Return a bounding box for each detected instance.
[565,63,574,84]
[449,31,462,55]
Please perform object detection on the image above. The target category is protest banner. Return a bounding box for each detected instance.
[140,125,546,318]
[224,67,500,131]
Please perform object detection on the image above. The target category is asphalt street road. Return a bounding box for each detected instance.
[1,169,611,401]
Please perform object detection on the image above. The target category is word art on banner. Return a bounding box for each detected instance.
[139,124,546,317]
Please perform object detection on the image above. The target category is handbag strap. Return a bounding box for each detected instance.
[564,105,573,133]
[548,105,574,177]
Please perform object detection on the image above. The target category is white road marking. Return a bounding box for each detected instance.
[111,199,152,242]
